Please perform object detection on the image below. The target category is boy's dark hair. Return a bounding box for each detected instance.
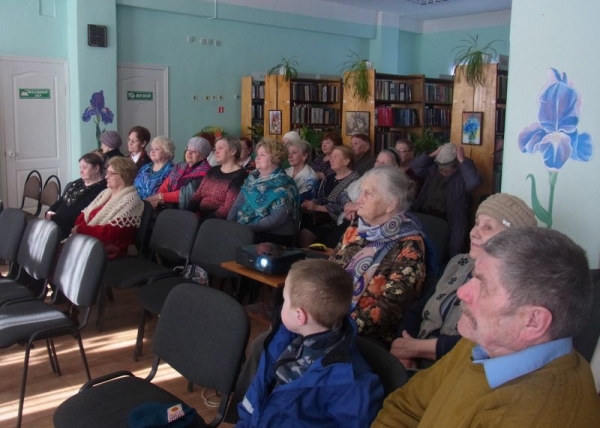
[286,259,352,329]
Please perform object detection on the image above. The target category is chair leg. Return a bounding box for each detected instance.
[46,339,62,376]
[133,308,148,361]
[74,332,92,381]
[17,343,33,428]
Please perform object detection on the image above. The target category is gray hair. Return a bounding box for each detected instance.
[285,139,312,163]
[151,135,175,160]
[483,227,592,340]
[217,136,242,161]
[362,165,415,211]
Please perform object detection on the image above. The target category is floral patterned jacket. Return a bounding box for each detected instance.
[331,226,426,345]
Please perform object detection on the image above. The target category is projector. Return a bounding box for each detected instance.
[236,243,306,275]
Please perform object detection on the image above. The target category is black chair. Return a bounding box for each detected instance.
[573,270,600,363]
[19,170,42,217]
[0,219,60,306]
[134,219,254,360]
[54,283,250,428]
[96,209,199,331]
[0,198,4,214]
[0,234,107,428]
[355,336,408,397]
[0,208,28,279]
[40,174,62,210]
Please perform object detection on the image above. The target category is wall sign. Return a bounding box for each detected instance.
[19,89,51,99]
[88,24,108,48]
[127,91,153,101]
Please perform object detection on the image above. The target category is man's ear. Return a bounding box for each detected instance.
[521,306,553,342]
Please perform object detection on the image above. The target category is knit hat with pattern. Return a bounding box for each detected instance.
[476,193,537,228]
[187,136,212,159]
[100,131,123,150]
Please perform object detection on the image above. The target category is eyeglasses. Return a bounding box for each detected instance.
[186,148,199,154]
[397,149,413,153]
[128,139,140,143]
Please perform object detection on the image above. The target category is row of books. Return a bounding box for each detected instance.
[424,106,451,127]
[291,83,340,103]
[375,80,413,102]
[374,132,411,153]
[251,83,265,100]
[292,105,340,125]
[497,75,508,100]
[251,104,264,120]
[496,107,506,133]
[425,83,453,103]
[375,106,420,127]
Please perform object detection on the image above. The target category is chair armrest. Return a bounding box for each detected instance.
[80,370,135,391]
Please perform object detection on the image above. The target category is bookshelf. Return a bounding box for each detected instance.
[240,76,265,139]
[262,75,342,140]
[342,70,431,154]
[450,63,507,203]
[424,77,453,143]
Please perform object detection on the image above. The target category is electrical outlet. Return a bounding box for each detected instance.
[204,95,210,101]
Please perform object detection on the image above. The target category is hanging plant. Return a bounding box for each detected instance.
[339,50,371,103]
[268,57,298,81]
[452,35,501,87]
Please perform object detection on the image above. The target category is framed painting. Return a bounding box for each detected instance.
[345,111,369,136]
[462,111,483,145]
[269,110,282,135]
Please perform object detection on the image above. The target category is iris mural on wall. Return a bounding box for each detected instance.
[82,90,114,149]
[518,68,593,228]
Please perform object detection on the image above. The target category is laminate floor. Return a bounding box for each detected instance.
[0,277,271,428]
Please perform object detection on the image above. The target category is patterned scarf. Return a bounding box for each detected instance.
[237,168,299,226]
[273,326,344,387]
[134,161,174,199]
[346,213,423,308]
[82,186,143,228]
[166,160,211,192]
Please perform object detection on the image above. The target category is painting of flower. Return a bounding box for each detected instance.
[462,112,482,145]
[518,68,594,228]
[346,111,369,136]
[82,90,114,148]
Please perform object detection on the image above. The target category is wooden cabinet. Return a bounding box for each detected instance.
[240,76,265,139]
[450,63,506,203]
[262,75,342,141]
[424,77,453,143]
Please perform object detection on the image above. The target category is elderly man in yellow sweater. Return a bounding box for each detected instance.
[373,227,600,427]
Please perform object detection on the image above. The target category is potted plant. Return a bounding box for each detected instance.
[339,50,371,103]
[411,128,443,156]
[268,56,298,81]
[452,35,501,87]
[247,123,264,144]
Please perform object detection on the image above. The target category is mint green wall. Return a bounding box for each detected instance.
[398,30,418,75]
[415,26,510,78]
[116,4,370,148]
[0,0,67,58]
[502,0,600,268]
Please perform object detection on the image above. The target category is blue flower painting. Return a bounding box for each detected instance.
[82,90,114,148]
[518,68,593,228]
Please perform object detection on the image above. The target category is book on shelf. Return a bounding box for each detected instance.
[375,80,412,101]
[291,82,339,103]
[251,83,265,100]
[497,75,508,100]
[425,83,453,103]
[292,104,339,125]
[424,106,451,127]
[495,108,506,133]
[375,106,420,127]
[374,131,411,153]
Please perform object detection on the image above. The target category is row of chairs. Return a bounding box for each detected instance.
[20,169,61,218]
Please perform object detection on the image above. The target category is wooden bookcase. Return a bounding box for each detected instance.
[450,63,507,203]
[240,76,265,140]
[342,70,427,154]
[262,75,342,141]
[424,77,453,143]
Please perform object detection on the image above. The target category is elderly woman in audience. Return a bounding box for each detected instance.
[391,193,538,369]
[187,136,247,220]
[99,130,125,169]
[311,132,343,180]
[46,152,107,240]
[330,166,425,346]
[127,125,152,171]
[375,148,401,167]
[285,139,318,202]
[228,139,299,246]
[146,136,212,209]
[298,145,359,248]
[72,157,143,260]
[239,137,256,172]
[134,136,175,200]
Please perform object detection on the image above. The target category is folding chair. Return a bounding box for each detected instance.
[0,208,28,280]
[19,170,42,217]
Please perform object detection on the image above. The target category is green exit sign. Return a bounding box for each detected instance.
[127,91,153,101]
[20,88,51,99]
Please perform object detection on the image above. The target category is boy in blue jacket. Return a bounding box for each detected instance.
[236,259,384,427]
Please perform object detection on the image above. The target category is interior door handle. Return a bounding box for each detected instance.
[7,151,15,157]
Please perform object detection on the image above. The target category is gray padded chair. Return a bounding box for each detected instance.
[134,219,254,360]
[355,336,409,397]
[573,269,600,362]
[19,170,43,217]
[40,175,62,211]
[0,234,107,428]
[54,283,250,428]
[0,208,28,280]
[0,218,60,306]
[96,209,199,331]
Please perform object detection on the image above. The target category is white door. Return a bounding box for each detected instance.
[117,63,168,146]
[0,57,70,210]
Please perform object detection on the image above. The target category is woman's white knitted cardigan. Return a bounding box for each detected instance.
[82,186,143,228]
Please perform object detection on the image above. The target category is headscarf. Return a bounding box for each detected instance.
[166,160,211,192]
[345,213,423,308]
[236,168,299,226]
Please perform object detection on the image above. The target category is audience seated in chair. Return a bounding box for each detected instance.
[133,135,175,200]
[391,194,538,369]
[311,132,343,181]
[126,125,152,172]
[236,259,383,427]
[285,139,318,203]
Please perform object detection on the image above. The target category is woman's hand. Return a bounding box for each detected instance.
[343,202,359,221]
[45,211,56,220]
[71,225,78,235]
[146,194,162,209]
[456,143,466,163]
[301,200,317,211]
[390,331,438,362]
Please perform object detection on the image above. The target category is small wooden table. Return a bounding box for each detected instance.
[220,260,286,289]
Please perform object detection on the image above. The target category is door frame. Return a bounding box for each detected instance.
[0,55,71,205]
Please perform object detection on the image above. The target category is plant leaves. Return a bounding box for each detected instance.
[526,173,552,227]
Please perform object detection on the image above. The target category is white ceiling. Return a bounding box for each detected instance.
[320,0,512,21]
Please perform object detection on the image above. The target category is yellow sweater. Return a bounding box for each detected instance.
[373,339,600,427]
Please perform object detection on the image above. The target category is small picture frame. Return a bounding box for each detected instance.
[345,111,369,136]
[269,110,282,135]
[462,111,483,145]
